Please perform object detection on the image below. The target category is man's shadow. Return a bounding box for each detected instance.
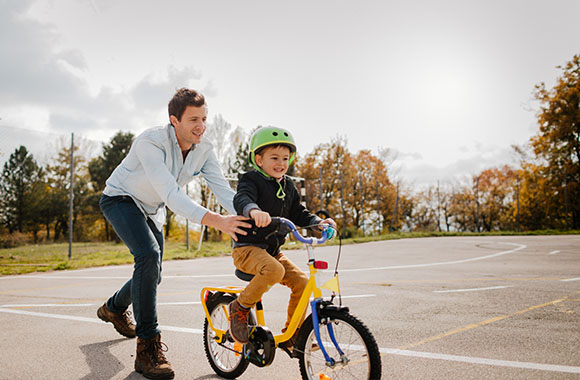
[79,338,142,380]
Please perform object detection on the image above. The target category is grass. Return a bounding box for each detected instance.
[1,229,578,276]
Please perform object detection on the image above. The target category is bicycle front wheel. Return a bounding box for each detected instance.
[296,309,382,380]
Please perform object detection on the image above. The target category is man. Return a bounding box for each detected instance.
[97,88,250,379]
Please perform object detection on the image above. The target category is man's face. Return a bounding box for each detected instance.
[171,105,207,149]
[255,145,291,180]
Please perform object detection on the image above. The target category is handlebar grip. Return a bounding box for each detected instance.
[272,217,333,245]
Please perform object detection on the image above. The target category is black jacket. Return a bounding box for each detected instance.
[233,170,321,255]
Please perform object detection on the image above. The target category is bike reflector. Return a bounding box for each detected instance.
[314,261,328,269]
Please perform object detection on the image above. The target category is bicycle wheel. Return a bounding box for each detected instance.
[296,309,382,380]
[203,293,250,379]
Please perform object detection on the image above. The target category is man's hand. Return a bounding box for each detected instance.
[201,212,251,241]
[250,209,271,227]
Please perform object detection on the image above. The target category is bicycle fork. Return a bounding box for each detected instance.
[311,299,349,368]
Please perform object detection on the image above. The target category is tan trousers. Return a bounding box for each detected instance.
[232,246,308,329]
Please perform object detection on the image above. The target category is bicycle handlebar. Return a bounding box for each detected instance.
[270,217,335,245]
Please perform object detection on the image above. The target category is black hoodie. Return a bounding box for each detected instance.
[233,170,321,255]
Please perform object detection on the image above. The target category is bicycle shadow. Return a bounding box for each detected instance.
[79,338,141,380]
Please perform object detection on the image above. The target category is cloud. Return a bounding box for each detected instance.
[403,144,518,189]
[0,1,205,139]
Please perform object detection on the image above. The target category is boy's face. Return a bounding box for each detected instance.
[255,145,291,180]
[171,105,207,149]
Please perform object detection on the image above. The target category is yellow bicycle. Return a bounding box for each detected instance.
[200,217,382,380]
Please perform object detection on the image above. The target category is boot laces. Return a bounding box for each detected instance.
[121,311,135,326]
[148,340,169,365]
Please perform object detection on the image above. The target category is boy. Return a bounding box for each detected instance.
[228,126,336,354]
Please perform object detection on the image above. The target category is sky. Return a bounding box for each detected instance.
[1,0,579,188]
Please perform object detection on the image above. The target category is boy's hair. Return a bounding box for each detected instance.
[255,144,292,157]
[168,88,206,122]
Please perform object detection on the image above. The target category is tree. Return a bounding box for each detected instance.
[45,138,95,241]
[0,146,43,234]
[88,131,134,191]
[531,54,580,228]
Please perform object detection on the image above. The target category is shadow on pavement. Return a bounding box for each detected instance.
[79,338,134,380]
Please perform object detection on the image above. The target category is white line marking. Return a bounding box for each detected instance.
[0,307,202,334]
[434,286,512,293]
[0,303,95,308]
[339,294,376,299]
[0,242,527,280]
[0,274,236,280]
[549,250,560,255]
[340,243,527,272]
[561,277,580,282]
[0,301,202,308]
[0,307,577,374]
[381,348,580,374]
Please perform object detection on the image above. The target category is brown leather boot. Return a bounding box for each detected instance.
[135,334,175,379]
[228,299,250,344]
[97,303,136,338]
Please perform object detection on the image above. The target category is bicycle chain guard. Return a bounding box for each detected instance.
[243,325,276,367]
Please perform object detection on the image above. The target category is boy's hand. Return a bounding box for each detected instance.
[319,218,337,230]
[250,209,271,227]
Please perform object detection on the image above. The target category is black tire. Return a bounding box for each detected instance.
[203,293,250,379]
[296,310,382,380]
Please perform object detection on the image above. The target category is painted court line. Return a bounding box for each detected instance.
[433,285,512,293]
[381,348,580,374]
[0,242,528,280]
[0,307,202,334]
[340,242,527,272]
[0,307,577,375]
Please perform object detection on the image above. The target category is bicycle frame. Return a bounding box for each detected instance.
[200,218,341,364]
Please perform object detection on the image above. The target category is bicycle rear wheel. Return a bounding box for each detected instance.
[203,293,250,379]
[296,309,382,380]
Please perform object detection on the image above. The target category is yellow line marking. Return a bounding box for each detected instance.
[399,295,572,350]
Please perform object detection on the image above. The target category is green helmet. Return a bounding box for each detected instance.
[249,126,296,168]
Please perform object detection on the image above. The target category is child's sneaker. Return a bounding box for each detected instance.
[228,299,250,344]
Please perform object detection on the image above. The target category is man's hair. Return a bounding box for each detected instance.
[168,88,206,122]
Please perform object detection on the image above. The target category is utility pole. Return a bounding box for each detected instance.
[359,174,364,235]
[319,167,323,212]
[340,173,346,238]
[185,184,189,250]
[516,174,520,232]
[475,176,480,232]
[68,133,74,259]
[437,180,441,232]
[390,183,399,232]
[376,179,381,233]
[564,168,569,231]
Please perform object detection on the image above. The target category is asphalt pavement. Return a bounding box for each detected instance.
[1,235,579,380]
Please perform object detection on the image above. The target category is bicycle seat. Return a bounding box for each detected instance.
[235,269,255,282]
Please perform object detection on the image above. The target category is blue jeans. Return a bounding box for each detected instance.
[100,194,164,339]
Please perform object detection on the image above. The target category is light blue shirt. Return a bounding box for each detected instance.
[103,124,236,230]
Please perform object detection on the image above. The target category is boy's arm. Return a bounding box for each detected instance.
[234,172,271,227]
[287,179,323,227]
